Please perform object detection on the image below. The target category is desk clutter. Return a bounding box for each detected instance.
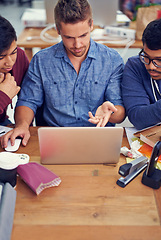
[118,143,161,189]
[118,126,161,188]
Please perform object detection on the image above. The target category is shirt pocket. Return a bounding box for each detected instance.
[44,79,71,107]
[80,77,107,105]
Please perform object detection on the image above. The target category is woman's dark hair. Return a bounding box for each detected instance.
[0,15,17,55]
[142,18,161,50]
[54,0,92,32]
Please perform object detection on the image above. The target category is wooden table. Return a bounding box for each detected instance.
[17,27,143,61]
[1,127,161,240]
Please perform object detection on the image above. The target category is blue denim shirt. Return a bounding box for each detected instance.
[17,39,124,127]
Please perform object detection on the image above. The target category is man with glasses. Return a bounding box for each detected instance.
[122,18,161,130]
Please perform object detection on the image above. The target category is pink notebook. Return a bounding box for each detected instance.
[17,162,61,195]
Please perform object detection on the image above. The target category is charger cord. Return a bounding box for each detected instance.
[40,24,61,43]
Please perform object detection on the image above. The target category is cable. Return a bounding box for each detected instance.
[120,39,135,58]
[91,28,136,58]
[26,36,41,41]
[40,24,61,43]
[95,37,134,45]
[94,37,135,58]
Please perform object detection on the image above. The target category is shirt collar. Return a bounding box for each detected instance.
[55,38,97,60]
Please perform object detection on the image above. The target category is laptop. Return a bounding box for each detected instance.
[44,0,118,27]
[38,127,123,165]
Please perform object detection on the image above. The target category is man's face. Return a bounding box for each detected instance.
[0,40,17,74]
[143,44,161,80]
[58,19,93,59]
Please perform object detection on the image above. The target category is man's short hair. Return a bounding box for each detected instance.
[142,18,161,50]
[54,0,92,32]
[0,15,17,55]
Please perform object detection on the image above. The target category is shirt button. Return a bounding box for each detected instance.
[77,118,80,120]
[75,101,77,104]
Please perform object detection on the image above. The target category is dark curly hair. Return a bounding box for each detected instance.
[142,18,161,50]
[0,15,17,55]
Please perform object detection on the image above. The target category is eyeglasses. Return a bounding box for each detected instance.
[139,49,161,68]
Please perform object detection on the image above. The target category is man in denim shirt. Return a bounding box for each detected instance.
[1,0,125,148]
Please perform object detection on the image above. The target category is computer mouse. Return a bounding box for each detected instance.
[5,137,22,152]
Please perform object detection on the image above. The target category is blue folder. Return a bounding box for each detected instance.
[0,182,17,240]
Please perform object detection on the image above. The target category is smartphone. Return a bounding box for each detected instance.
[146,141,161,177]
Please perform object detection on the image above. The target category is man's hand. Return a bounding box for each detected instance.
[1,106,35,149]
[0,72,20,99]
[88,101,117,127]
[1,125,30,149]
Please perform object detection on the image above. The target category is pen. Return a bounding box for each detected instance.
[0,131,5,135]
[146,133,156,137]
